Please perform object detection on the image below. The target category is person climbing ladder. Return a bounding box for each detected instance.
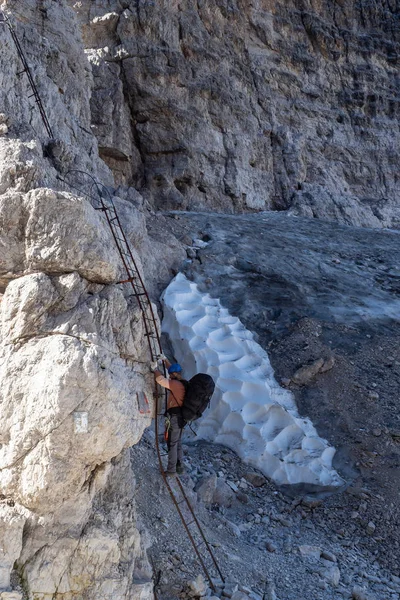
[151,356,186,476]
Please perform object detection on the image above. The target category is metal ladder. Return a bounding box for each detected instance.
[1,10,225,591]
[59,171,225,594]
[0,11,54,138]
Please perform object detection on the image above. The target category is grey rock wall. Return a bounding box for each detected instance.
[71,0,400,226]
[0,2,184,598]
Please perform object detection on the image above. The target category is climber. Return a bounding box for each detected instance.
[151,356,186,476]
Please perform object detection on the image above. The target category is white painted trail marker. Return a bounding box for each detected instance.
[74,411,88,433]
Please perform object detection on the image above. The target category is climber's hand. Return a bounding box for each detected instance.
[156,353,167,363]
[150,360,159,372]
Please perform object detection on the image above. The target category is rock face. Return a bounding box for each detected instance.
[0,2,177,597]
[0,185,155,599]
[71,0,400,226]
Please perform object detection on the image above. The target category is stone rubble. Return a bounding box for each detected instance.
[131,432,398,600]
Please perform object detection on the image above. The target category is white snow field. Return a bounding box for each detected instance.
[162,273,345,492]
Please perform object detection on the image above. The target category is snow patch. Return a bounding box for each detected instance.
[162,274,345,492]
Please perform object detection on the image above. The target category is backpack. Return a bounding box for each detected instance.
[181,373,215,423]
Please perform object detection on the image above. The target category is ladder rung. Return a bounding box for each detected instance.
[185,520,195,526]
[117,277,136,285]
[127,291,147,297]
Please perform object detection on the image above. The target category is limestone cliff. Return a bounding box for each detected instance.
[71,0,400,226]
[0,1,185,597]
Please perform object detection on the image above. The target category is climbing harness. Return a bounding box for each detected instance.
[2,12,225,592]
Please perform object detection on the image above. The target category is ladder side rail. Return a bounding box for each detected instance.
[107,206,164,354]
[176,478,225,582]
[56,171,223,589]
[100,203,157,360]
[1,15,54,138]
[154,409,217,591]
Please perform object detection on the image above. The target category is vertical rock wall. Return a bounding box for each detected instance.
[0,195,155,600]
[0,2,162,598]
[71,0,400,226]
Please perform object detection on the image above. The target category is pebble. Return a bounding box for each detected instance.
[221,582,238,598]
[186,247,197,259]
[317,578,328,590]
[227,480,239,492]
[362,573,381,583]
[302,497,323,509]
[261,516,270,525]
[283,536,293,553]
[243,472,267,487]
[366,521,376,535]
[322,564,341,586]
[274,514,292,527]
[231,592,249,600]
[321,550,337,562]
[265,541,277,553]
[236,491,249,504]
[223,519,241,538]
[352,585,370,600]
[188,574,207,597]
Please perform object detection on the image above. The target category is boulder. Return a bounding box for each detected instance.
[299,545,322,560]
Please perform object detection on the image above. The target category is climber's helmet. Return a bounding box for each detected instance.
[168,363,182,377]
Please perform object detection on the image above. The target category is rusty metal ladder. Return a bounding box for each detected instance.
[0,10,54,138]
[59,171,225,594]
[2,11,225,591]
